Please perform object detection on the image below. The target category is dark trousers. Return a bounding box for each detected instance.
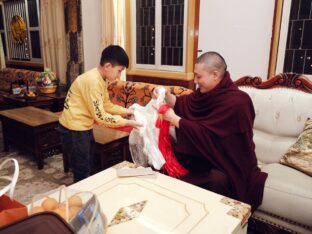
[57,124,95,182]
[176,152,232,197]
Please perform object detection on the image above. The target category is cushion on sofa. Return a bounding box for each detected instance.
[280,118,312,176]
[259,163,312,228]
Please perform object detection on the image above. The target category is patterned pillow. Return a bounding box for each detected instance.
[280,118,312,176]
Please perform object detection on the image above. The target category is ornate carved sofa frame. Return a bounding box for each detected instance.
[235,73,312,234]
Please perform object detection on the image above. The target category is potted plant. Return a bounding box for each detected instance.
[36,68,58,94]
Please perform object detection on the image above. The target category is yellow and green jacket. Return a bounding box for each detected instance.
[59,68,127,130]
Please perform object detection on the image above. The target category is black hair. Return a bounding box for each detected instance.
[197,51,227,73]
[99,45,129,68]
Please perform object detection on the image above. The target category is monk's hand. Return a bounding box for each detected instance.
[163,108,181,128]
[152,87,159,99]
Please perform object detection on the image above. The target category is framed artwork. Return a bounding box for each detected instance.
[269,0,312,80]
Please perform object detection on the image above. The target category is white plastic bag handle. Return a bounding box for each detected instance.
[0,158,19,199]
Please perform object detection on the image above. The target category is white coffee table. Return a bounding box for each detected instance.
[69,161,251,234]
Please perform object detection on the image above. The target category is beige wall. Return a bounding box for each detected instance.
[81,1,276,79]
[81,0,102,71]
[198,0,275,80]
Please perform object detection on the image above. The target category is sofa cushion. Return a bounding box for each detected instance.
[253,129,297,164]
[259,163,312,227]
[280,118,312,176]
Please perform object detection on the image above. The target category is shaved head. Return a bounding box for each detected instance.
[196,52,227,77]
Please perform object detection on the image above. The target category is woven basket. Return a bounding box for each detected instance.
[38,86,57,94]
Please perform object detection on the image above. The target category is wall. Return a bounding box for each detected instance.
[198,0,275,80]
[81,0,102,71]
[81,1,276,81]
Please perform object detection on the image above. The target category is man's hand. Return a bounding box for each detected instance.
[164,90,177,108]
[153,87,176,107]
[124,108,134,119]
[162,108,181,128]
[126,108,134,115]
[152,88,158,99]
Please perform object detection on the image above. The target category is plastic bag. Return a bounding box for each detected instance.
[29,186,107,234]
[0,158,28,227]
[129,87,167,170]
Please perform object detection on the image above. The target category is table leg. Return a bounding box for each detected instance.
[35,151,44,169]
[33,135,43,170]
[123,142,131,161]
[63,151,70,173]
[2,136,9,152]
[1,123,10,152]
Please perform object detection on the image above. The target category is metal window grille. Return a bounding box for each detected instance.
[133,0,187,72]
[2,0,41,62]
[284,0,312,75]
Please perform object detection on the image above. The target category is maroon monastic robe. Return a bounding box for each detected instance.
[174,71,267,211]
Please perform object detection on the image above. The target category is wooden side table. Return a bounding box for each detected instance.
[3,94,54,110]
[93,125,131,172]
[40,91,67,112]
[3,91,67,112]
[62,124,131,173]
[0,106,61,169]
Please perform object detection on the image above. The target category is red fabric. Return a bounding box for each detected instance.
[156,104,188,177]
[113,126,133,133]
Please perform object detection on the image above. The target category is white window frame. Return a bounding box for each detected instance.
[0,2,8,59]
[131,0,188,72]
[2,0,42,63]
[25,0,42,62]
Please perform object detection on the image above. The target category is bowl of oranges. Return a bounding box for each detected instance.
[24,91,37,100]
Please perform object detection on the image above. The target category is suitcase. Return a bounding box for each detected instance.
[0,211,75,234]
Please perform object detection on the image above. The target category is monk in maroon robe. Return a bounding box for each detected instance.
[163,52,267,211]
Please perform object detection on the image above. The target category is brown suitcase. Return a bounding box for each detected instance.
[0,211,75,234]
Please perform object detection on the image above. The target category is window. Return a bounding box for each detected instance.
[0,3,7,57]
[131,0,188,72]
[283,0,312,75]
[270,0,312,80]
[1,0,41,62]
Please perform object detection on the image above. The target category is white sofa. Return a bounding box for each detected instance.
[235,73,312,234]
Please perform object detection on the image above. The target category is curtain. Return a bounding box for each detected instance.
[113,0,125,47]
[113,0,126,80]
[101,0,115,48]
[101,0,126,80]
[64,0,84,85]
[0,35,5,69]
[40,0,67,85]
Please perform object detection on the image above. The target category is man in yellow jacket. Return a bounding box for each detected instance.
[59,45,141,182]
